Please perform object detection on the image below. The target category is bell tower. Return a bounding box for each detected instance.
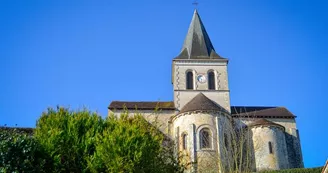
[172,10,231,112]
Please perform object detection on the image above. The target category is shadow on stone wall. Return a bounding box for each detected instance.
[285,132,303,168]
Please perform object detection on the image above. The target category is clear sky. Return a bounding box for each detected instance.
[0,0,327,168]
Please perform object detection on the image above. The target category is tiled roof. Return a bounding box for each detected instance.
[231,106,295,119]
[108,101,295,119]
[109,101,175,110]
[179,93,229,114]
[248,118,285,130]
[0,126,34,135]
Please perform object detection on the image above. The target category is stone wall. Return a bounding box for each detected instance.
[172,111,232,172]
[239,118,304,169]
[251,126,289,171]
[285,128,304,168]
[108,109,175,136]
[322,160,328,173]
[172,60,231,112]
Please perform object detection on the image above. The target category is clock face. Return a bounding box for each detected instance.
[197,74,206,83]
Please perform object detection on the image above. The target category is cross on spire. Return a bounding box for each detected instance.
[192,0,199,9]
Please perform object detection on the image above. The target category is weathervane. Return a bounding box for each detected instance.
[192,0,199,9]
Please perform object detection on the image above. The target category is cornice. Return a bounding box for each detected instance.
[174,89,230,92]
[173,59,228,66]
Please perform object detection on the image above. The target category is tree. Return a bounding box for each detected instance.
[34,107,184,172]
[0,128,52,173]
[34,107,106,172]
[88,110,184,173]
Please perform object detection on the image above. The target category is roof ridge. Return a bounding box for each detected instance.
[111,101,173,103]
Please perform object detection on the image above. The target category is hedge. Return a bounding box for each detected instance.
[259,167,323,173]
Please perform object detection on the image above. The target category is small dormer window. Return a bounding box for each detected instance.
[186,71,194,89]
[208,71,215,90]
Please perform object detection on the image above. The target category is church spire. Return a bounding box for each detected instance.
[176,9,222,59]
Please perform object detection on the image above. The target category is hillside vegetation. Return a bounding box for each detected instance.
[0,107,183,173]
[259,167,323,173]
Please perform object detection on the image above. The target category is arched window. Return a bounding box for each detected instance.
[182,133,188,150]
[208,71,215,90]
[186,71,194,89]
[200,128,212,149]
[268,141,273,154]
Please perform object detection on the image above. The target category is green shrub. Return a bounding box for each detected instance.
[34,107,106,172]
[34,107,184,172]
[88,112,184,173]
[0,129,52,173]
[259,167,323,173]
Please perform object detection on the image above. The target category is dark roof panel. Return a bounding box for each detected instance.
[231,106,295,119]
[179,93,229,114]
[248,118,285,130]
[109,101,175,110]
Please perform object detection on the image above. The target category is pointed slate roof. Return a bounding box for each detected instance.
[176,10,223,59]
[179,93,229,114]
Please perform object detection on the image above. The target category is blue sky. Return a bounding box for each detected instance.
[0,0,327,168]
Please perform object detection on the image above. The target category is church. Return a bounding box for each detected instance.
[108,10,304,172]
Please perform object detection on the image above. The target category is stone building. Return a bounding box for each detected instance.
[108,10,304,172]
[323,160,328,173]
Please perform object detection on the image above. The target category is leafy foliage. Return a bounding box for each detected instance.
[88,112,184,173]
[259,167,323,173]
[34,107,106,172]
[31,106,183,173]
[0,129,52,173]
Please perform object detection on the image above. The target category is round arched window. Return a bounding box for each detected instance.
[208,71,215,90]
[199,128,212,149]
[186,71,194,90]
